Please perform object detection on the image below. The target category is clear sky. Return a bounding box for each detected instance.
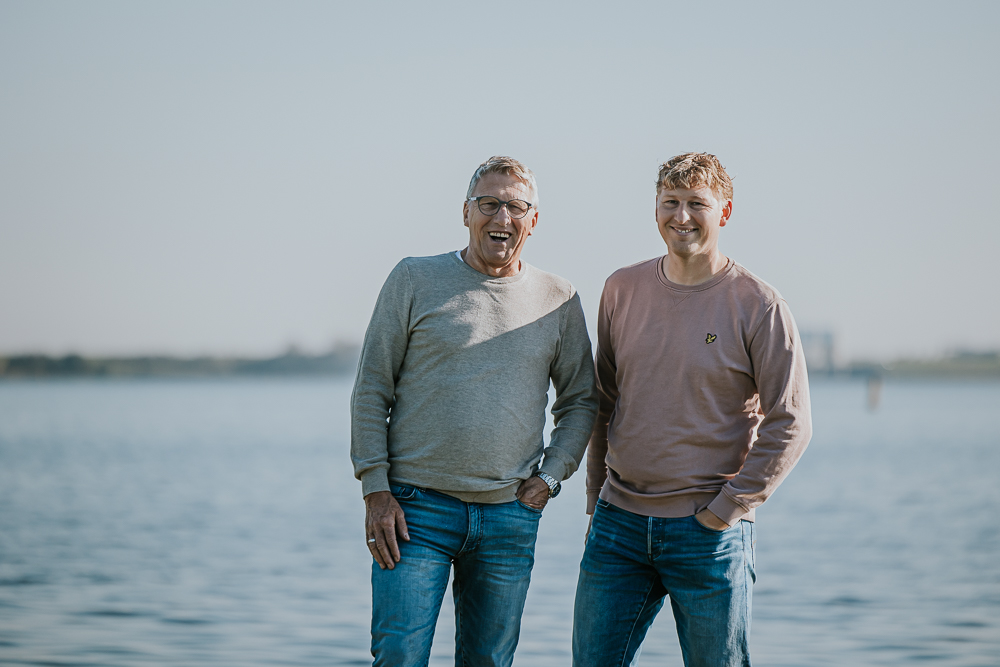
[2,1,997,362]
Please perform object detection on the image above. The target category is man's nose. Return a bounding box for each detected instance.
[674,204,691,222]
[493,204,513,222]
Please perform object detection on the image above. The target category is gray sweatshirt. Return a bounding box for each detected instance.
[351,252,598,504]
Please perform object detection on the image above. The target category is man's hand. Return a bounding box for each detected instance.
[694,508,731,531]
[515,476,550,511]
[364,491,409,570]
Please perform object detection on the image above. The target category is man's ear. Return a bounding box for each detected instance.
[720,200,733,227]
[525,209,539,236]
[463,200,471,228]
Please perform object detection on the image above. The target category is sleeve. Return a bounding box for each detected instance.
[585,280,618,514]
[706,298,813,524]
[349,260,414,497]
[537,292,599,484]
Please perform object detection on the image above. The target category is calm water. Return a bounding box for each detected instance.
[0,378,998,666]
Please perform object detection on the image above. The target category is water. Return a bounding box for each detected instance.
[0,377,998,666]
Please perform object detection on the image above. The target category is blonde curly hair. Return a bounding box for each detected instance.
[656,152,733,201]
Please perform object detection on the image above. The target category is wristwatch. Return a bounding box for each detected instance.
[534,471,561,498]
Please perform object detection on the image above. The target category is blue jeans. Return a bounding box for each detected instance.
[371,484,542,667]
[573,499,756,667]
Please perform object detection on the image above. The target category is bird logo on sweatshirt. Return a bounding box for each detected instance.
[706,333,717,344]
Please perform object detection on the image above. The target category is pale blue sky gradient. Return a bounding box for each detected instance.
[2,1,997,361]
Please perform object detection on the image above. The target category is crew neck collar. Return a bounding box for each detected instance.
[655,256,735,292]
[451,250,528,284]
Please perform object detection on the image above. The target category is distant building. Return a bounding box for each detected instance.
[799,331,836,375]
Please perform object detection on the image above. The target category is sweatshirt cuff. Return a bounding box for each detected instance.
[707,491,749,526]
[538,451,574,483]
[360,468,390,497]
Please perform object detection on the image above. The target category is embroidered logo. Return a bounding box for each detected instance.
[705,333,717,344]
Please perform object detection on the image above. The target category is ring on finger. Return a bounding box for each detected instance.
[367,538,376,544]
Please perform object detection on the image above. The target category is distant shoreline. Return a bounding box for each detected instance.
[0,347,361,378]
[1,347,997,379]
[816,351,1000,380]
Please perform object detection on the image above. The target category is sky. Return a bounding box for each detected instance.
[1,1,998,363]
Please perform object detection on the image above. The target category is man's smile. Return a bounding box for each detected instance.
[488,231,512,242]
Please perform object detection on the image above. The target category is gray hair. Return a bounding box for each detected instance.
[466,156,539,206]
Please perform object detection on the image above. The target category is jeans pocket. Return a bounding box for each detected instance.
[515,499,544,515]
[389,484,419,501]
[692,514,736,534]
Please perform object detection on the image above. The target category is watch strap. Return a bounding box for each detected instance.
[534,471,561,498]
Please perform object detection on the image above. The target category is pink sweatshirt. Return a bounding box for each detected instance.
[587,257,812,524]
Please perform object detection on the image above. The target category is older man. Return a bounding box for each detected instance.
[351,156,598,667]
[573,153,812,667]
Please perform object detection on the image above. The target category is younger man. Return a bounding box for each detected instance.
[573,153,812,667]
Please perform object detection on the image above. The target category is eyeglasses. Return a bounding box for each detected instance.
[467,196,535,219]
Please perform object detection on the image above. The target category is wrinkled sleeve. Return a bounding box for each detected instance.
[538,292,599,484]
[586,280,618,514]
[706,299,813,524]
[350,261,414,497]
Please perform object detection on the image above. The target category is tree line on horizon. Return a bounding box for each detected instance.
[0,346,997,379]
[0,346,362,378]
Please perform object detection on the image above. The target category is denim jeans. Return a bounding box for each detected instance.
[572,498,756,667]
[371,484,542,667]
